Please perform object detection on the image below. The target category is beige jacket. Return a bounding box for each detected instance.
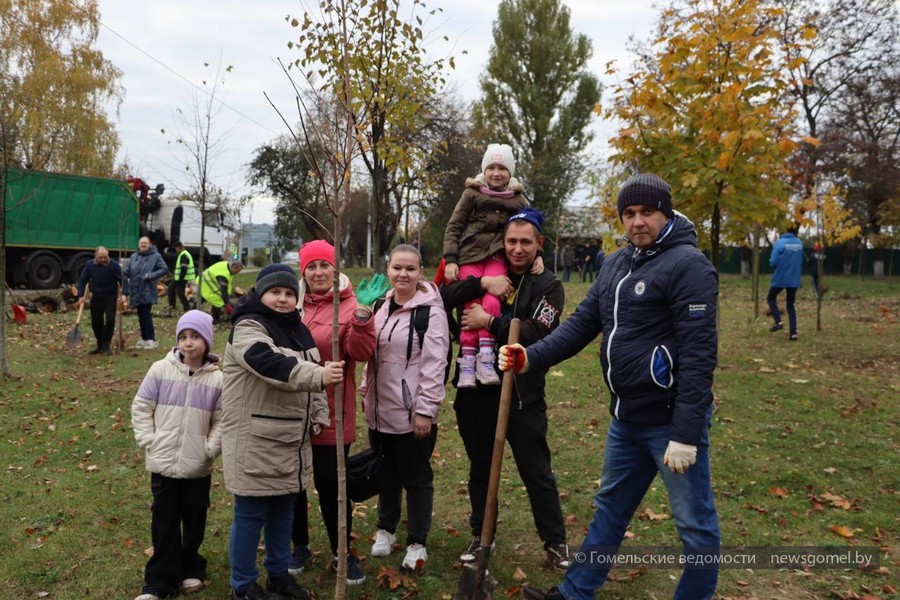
[222,312,329,496]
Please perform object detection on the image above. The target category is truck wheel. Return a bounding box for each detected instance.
[66,252,94,284]
[27,253,63,289]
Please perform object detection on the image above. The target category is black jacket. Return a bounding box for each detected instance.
[527,214,718,445]
[441,268,564,407]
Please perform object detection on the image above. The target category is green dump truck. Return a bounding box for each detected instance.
[3,168,140,289]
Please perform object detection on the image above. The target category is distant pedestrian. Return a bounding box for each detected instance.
[808,242,824,297]
[592,245,605,275]
[168,241,195,314]
[561,244,575,282]
[579,242,596,282]
[123,236,169,349]
[198,260,243,322]
[131,310,222,600]
[75,246,122,355]
[767,226,804,341]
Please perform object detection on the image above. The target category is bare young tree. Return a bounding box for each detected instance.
[167,61,240,299]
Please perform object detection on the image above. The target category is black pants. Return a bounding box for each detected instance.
[454,387,566,545]
[168,280,191,312]
[292,444,352,555]
[142,473,211,598]
[89,295,117,349]
[369,426,437,546]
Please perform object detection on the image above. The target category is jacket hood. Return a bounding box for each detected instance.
[297,272,353,304]
[386,280,443,309]
[466,173,525,193]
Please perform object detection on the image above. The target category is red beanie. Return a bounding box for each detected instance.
[300,239,335,274]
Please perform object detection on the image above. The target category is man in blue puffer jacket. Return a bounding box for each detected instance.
[501,173,721,600]
[767,226,804,340]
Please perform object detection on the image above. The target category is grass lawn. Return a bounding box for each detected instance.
[0,271,897,599]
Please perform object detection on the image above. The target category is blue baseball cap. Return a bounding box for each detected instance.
[504,206,544,232]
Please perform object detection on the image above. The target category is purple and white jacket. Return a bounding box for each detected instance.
[131,349,224,479]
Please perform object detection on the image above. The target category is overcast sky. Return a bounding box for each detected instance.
[96,1,660,224]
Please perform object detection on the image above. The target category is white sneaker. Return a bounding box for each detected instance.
[144,339,159,349]
[134,595,160,600]
[457,356,476,388]
[181,578,204,594]
[134,339,147,349]
[371,529,396,557]
[401,543,427,572]
[475,353,501,385]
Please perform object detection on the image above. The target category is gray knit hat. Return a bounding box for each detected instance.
[617,173,674,220]
[255,263,299,298]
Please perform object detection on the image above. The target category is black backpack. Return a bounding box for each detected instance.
[373,299,453,385]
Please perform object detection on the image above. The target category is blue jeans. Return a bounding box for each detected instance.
[229,494,295,592]
[559,411,720,600]
[767,286,797,335]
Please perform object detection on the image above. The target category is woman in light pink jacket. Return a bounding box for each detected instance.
[360,244,450,573]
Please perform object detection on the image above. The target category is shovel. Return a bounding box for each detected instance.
[454,318,520,600]
[5,282,26,325]
[66,285,87,349]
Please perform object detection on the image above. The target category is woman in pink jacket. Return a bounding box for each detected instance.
[289,240,386,585]
[360,244,450,573]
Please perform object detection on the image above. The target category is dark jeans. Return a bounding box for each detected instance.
[369,426,437,546]
[766,286,797,334]
[136,303,156,341]
[89,295,117,349]
[454,387,566,544]
[142,473,211,598]
[168,280,191,312]
[293,444,352,555]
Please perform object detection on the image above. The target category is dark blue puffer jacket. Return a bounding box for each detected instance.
[527,214,718,445]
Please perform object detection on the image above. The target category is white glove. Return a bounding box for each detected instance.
[664,441,697,474]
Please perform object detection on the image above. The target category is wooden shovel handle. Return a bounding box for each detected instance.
[480,318,520,549]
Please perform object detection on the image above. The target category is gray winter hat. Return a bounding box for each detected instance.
[617,173,674,220]
[255,263,299,298]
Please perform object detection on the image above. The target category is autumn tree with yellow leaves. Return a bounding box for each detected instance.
[0,0,122,176]
[605,0,800,276]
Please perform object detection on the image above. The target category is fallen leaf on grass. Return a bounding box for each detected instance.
[607,568,644,582]
[143,546,154,557]
[827,524,855,538]
[564,514,579,525]
[790,378,809,384]
[505,586,523,597]
[820,491,854,510]
[768,486,789,498]
[375,566,417,592]
[883,584,897,594]
[512,567,527,581]
[823,467,837,474]
[744,502,769,514]
[639,507,669,521]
